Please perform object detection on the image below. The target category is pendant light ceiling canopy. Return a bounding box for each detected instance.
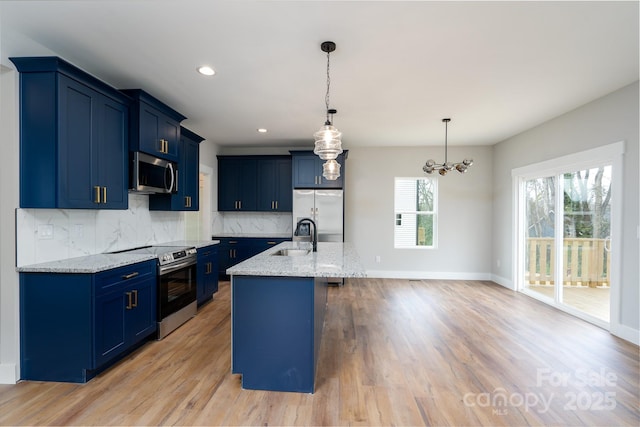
[313,41,343,180]
[423,118,473,176]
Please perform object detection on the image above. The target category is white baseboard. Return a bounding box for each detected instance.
[365,270,492,281]
[0,363,18,384]
[611,323,640,346]
[490,274,515,290]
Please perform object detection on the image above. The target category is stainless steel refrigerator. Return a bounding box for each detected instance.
[292,189,343,242]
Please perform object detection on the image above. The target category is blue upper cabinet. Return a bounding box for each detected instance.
[290,151,347,189]
[218,156,258,211]
[149,127,203,211]
[120,89,186,162]
[257,157,292,211]
[10,56,129,209]
[218,156,292,212]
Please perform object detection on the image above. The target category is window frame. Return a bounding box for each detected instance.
[393,176,438,249]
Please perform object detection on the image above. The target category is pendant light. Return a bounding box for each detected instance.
[313,41,343,180]
[423,118,473,176]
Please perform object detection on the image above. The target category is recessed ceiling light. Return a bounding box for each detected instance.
[197,65,215,76]
[257,128,268,133]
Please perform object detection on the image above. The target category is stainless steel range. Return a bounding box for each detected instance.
[114,245,197,339]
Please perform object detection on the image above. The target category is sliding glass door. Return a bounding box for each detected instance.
[522,166,612,323]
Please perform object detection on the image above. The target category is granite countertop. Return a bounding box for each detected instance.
[17,239,221,274]
[163,240,220,248]
[212,233,292,239]
[16,253,157,274]
[226,241,366,279]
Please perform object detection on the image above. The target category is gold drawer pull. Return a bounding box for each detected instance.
[122,272,139,280]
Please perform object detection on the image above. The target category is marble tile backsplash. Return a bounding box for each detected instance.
[16,194,186,266]
[212,211,292,237]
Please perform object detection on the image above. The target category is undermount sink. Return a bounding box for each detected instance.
[271,249,311,257]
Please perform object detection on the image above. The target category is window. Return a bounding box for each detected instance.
[394,177,437,248]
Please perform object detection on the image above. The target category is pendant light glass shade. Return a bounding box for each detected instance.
[322,159,341,181]
[314,123,343,160]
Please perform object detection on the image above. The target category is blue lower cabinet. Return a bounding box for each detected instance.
[231,275,328,393]
[20,260,156,383]
[197,244,219,306]
[214,237,290,278]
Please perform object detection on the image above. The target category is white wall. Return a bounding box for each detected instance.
[491,81,639,341]
[347,145,494,279]
[0,61,20,384]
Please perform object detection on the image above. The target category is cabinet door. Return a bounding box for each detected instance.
[161,115,180,160]
[139,103,163,157]
[218,158,257,211]
[98,96,128,209]
[292,155,319,188]
[292,152,345,189]
[181,137,199,210]
[197,245,219,305]
[58,75,98,208]
[316,154,345,189]
[126,276,157,345]
[95,289,127,367]
[275,158,293,211]
[256,159,277,211]
[217,241,231,277]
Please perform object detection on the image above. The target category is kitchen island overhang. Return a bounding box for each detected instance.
[227,242,365,393]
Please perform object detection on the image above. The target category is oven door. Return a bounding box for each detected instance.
[158,257,197,320]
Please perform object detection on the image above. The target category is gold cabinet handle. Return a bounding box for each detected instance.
[132,290,138,308]
[275,201,278,210]
[102,187,107,204]
[267,241,276,245]
[122,272,139,280]
[94,186,101,203]
[125,292,133,310]
[159,139,168,154]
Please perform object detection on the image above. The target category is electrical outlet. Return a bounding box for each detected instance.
[496,259,501,268]
[71,224,84,238]
[37,224,54,240]
[375,255,381,263]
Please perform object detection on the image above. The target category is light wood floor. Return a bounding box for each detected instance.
[0,279,638,426]
[526,284,610,321]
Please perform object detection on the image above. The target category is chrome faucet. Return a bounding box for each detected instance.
[294,218,317,252]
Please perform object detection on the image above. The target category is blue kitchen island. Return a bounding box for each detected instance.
[227,242,365,393]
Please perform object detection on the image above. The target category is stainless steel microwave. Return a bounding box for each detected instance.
[130,152,178,194]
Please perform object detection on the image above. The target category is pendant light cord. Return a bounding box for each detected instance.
[325,49,331,124]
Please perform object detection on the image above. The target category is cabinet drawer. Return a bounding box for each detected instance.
[95,260,156,296]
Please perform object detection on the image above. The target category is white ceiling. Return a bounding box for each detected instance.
[1,1,638,149]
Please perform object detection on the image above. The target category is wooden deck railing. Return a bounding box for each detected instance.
[526,237,610,287]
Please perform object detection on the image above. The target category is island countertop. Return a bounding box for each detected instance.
[226,241,366,278]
